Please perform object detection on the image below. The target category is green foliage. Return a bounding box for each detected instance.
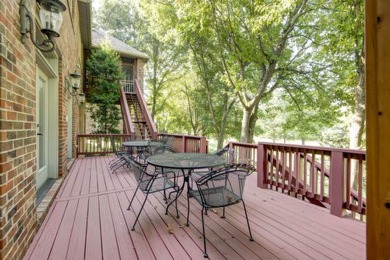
[86,43,123,134]
[92,0,365,149]
[93,0,137,43]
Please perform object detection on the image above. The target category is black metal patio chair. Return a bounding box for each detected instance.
[187,163,255,258]
[109,137,131,173]
[127,159,182,231]
[155,136,176,152]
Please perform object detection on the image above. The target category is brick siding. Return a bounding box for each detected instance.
[0,0,85,259]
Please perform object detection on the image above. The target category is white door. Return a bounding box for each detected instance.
[36,67,49,189]
[67,99,73,159]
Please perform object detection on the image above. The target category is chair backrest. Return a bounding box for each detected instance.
[129,159,154,182]
[214,147,235,164]
[159,135,168,145]
[195,163,255,207]
[152,145,177,155]
[164,136,175,148]
[129,160,144,182]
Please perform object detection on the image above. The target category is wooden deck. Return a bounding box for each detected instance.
[24,156,366,260]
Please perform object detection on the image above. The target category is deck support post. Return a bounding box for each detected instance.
[330,151,344,217]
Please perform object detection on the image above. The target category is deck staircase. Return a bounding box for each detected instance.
[119,80,157,140]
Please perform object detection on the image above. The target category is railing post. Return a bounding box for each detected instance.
[182,136,186,153]
[257,143,267,188]
[330,151,344,217]
[200,137,207,153]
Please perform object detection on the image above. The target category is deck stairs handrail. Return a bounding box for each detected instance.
[134,80,157,139]
[119,87,134,136]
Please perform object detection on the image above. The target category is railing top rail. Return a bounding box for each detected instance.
[78,134,133,137]
[258,142,366,156]
[228,141,257,148]
[158,133,205,140]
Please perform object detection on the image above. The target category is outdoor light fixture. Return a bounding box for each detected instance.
[20,0,66,52]
[78,93,86,104]
[67,70,82,96]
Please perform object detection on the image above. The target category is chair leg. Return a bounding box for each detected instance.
[221,206,226,218]
[109,157,125,169]
[127,186,140,210]
[201,207,208,258]
[242,200,254,241]
[163,189,168,203]
[186,191,190,226]
[175,193,179,218]
[110,159,126,173]
[131,193,149,231]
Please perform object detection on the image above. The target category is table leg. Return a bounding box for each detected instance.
[165,169,188,218]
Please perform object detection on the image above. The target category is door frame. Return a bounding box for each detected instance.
[36,67,49,189]
[36,51,59,185]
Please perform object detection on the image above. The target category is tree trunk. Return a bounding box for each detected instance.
[240,107,254,143]
[247,104,259,143]
[350,66,365,189]
[349,68,366,150]
[217,134,224,150]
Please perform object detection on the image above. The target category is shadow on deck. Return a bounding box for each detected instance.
[24,156,366,260]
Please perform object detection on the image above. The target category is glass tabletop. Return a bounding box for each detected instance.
[123,141,161,147]
[147,153,226,170]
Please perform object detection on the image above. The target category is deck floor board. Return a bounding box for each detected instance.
[24,156,366,260]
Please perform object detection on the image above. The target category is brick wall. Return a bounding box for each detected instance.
[136,59,147,90]
[0,0,85,258]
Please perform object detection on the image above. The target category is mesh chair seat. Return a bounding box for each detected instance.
[189,186,241,208]
[138,176,176,193]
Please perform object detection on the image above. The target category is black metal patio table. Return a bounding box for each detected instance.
[122,140,161,148]
[123,140,161,159]
[146,153,226,219]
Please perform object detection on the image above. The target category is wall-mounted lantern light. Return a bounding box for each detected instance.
[67,70,82,96]
[20,0,66,52]
[78,93,86,104]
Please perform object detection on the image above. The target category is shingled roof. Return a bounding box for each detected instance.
[92,29,149,60]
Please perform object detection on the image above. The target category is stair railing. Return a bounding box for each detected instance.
[134,80,158,139]
[119,87,135,138]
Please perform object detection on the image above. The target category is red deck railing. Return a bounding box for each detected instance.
[76,133,207,157]
[255,143,366,220]
[223,142,366,220]
[157,133,208,153]
[75,135,366,220]
[76,134,134,157]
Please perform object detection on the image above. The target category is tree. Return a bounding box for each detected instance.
[93,0,137,43]
[324,0,365,150]
[94,0,188,123]
[137,2,189,122]
[163,0,337,143]
[86,43,123,133]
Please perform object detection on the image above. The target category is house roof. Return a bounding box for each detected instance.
[78,0,92,48]
[92,29,149,60]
